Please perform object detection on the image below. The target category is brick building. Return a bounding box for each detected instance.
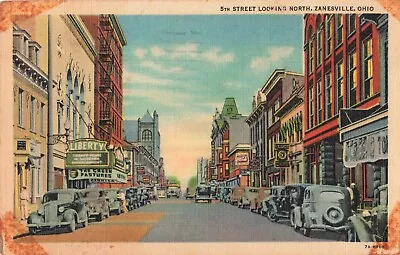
[81,15,127,147]
[303,14,388,207]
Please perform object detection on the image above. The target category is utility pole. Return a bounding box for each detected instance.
[47,15,54,191]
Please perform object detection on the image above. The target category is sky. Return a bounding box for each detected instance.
[118,15,303,188]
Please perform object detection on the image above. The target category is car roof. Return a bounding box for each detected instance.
[46,188,81,194]
[306,185,348,192]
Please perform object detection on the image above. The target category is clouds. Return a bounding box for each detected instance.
[133,43,236,66]
[140,60,183,74]
[250,47,294,72]
[123,70,173,85]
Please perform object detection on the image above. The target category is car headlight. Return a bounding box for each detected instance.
[37,208,44,215]
[58,206,65,213]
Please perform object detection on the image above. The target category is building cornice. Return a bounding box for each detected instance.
[64,15,97,63]
[110,15,127,47]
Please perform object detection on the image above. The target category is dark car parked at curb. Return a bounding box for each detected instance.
[347,184,388,242]
[238,187,259,209]
[105,189,124,215]
[124,187,139,211]
[82,188,110,222]
[265,184,310,223]
[230,187,245,206]
[261,186,285,216]
[27,189,89,234]
[185,187,196,200]
[292,185,351,237]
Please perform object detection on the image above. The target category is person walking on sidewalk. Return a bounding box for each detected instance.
[117,190,128,213]
[350,183,361,212]
[20,186,30,220]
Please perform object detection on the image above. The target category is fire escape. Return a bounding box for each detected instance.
[98,15,115,143]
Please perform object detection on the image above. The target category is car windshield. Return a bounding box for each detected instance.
[197,187,210,194]
[83,191,100,198]
[43,192,74,203]
[320,191,345,203]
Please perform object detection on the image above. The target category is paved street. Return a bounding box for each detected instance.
[15,198,346,243]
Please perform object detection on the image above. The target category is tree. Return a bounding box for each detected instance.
[188,176,198,189]
[167,176,181,185]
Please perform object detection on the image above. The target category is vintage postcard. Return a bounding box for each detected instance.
[0,0,399,254]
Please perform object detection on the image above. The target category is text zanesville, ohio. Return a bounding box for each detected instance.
[220,5,374,12]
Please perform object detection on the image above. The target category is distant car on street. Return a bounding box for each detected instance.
[105,189,124,215]
[167,184,181,198]
[157,187,167,198]
[195,184,212,203]
[82,188,110,221]
[238,187,259,209]
[230,187,245,206]
[185,187,196,200]
[250,187,270,214]
[27,189,89,234]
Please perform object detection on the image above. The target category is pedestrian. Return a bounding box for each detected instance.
[117,190,128,213]
[20,185,30,220]
[351,183,360,212]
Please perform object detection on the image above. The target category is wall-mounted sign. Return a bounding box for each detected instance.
[274,143,289,168]
[343,128,388,168]
[113,147,125,171]
[17,140,27,151]
[66,152,109,168]
[236,152,249,165]
[68,169,127,183]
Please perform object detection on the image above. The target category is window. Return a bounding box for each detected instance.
[57,102,63,134]
[142,130,152,141]
[336,61,344,114]
[325,16,333,56]
[273,100,280,123]
[225,163,229,175]
[362,37,373,100]
[316,80,322,124]
[317,26,322,65]
[40,103,45,135]
[325,72,333,119]
[348,51,357,107]
[268,138,273,159]
[268,107,273,127]
[335,14,343,46]
[18,88,23,126]
[308,38,314,74]
[308,82,314,129]
[30,96,35,132]
[348,14,356,35]
[219,152,222,160]
[73,110,77,139]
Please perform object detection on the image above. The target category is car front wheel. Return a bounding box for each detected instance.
[68,217,76,232]
[266,207,278,222]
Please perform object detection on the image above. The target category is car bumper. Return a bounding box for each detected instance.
[309,224,349,232]
[28,222,70,229]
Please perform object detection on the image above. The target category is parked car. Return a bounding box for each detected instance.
[82,188,110,221]
[167,187,181,198]
[238,187,259,209]
[223,187,232,203]
[265,184,310,223]
[130,187,142,208]
[124,187,139,210]
[292,185,351,237]
[230,187,245,206]
[261,186,285,216]
[250,187,270,214]
[27,189,89,234]
[105,189,124,215]
[185,187,196,200]
[146,186,158,201]
[347,184,388,242]
[139,187,150,205]
[195,184,212,203]
[157,187,166,198]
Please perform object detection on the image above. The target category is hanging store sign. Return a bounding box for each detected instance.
[343,128,388,168]
[236,152,249,165]
[274,143,289,168]
[66,152,109,168]
[113,147,125,171]
[68,139,107,151]
[68,169,127,183]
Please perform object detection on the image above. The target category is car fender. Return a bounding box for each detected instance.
[293,206,302,227]
[348,215,374,242]
[27,212,44,224]
[63,209,77,222]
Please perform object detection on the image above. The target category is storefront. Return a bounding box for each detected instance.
[66,138,128,189]
[339,105,388,208]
